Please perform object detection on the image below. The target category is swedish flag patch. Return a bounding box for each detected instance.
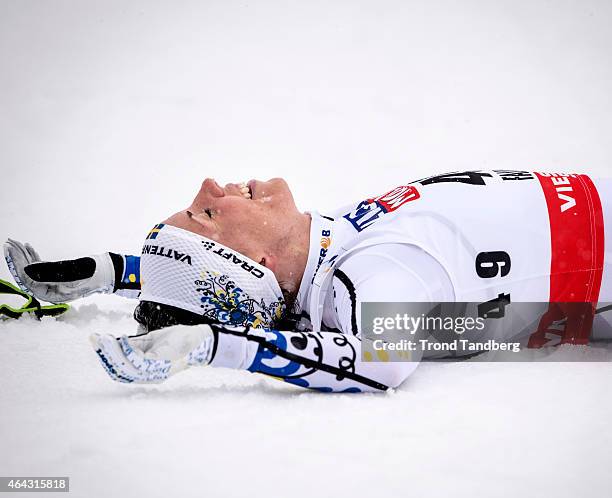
[146,223,165,240]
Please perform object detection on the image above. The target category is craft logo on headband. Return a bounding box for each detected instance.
[201,243,266,278]
[139,223,285,330]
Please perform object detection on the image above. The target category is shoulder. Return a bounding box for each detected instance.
[324,243,455,335]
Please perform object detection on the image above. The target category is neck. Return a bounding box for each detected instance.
[274,212,311,306]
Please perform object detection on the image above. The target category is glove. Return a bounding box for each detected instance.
[90,324,216,384]
[4,239,115,303]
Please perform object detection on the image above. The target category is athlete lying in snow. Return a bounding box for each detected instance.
[5,171,612,392]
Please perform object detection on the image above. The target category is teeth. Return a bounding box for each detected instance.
[239,182,251,199]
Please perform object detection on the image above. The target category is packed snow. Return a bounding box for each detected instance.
[2,1,612,497]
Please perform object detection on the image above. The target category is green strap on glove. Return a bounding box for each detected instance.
[0,278,69,319]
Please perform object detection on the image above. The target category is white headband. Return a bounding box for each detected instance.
[139,223,285,330]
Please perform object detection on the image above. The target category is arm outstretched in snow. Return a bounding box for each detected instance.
[4,239,141,302]
[91,324,418,393]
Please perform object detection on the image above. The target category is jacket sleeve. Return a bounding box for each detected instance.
[207,325,416,393]
[109,253,141,298]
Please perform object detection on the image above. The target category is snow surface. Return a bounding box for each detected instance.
[2,1,612,497]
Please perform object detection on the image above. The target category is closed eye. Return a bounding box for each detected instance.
[186,209,212,219]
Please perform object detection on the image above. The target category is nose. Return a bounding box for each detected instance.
[196,178,224,200]
[190,178,224,211]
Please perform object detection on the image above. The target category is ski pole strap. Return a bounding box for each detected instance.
[0,278,69,319]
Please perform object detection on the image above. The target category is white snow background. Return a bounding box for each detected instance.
[1,1,612,497]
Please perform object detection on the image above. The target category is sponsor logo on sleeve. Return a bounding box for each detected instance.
[311,230,332,283]
[343,185,420,232]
